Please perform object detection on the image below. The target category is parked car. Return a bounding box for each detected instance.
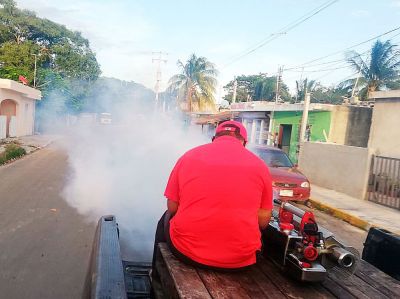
[250,145,311,203]
[99,112,112,125]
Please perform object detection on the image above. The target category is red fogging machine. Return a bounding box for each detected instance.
[262,199,359,282]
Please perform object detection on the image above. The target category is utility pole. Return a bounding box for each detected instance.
[152,51,167,111]
[275,66,283,103]
[232,77,238,103]
[300,92,311,143]
[351,72,361,103]
[268,66,283,145]
[32,54,37,88]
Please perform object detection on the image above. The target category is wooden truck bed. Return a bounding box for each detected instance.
[154,243,400,299]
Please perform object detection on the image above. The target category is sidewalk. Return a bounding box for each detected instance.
[310,185,400,235]
[17,134,59,151]
[1,134,59,154]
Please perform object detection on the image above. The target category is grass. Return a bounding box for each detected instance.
[0,143,26,165]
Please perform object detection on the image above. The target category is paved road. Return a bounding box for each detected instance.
[0,145,96,299]
[299,204,368,253]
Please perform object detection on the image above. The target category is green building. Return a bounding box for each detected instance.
[272,111,331,162]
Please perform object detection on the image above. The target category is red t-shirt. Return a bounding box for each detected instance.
[164,136,273,268]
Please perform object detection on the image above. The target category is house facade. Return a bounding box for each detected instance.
[193,102,334,162]
[368,90,400,159]
[0,79,41,139]
[230,102,333,162]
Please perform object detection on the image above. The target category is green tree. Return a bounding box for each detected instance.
[169,54,218,112]
[345,40,400,99]
[0,0,101,115]
[224,73,291,103]
[295,78,318,102]
[0,41,37,80]
[311,85,349,104]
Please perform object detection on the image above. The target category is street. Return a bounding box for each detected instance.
[0,145,96,299]
[0,145,368,298]
[300,204,368,253]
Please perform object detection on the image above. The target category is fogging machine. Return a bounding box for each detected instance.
[262,199,360,282]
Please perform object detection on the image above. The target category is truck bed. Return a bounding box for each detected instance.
[83,216,400,299]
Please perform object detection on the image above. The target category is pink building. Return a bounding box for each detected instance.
[0,79,41,139]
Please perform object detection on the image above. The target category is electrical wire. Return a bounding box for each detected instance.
[288,25,400,69]
[222,0,339,68]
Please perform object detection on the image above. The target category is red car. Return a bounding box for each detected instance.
[250,145,311,202]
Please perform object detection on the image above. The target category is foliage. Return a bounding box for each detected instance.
[0,142,26,165]
[0,40,37,80]
[311,86,349,104]
[224,73,291,103]
[0,0,101,116]
[295,78,318,102]
[168,54,218,112]
[295,77,350,104]
[344,40,400,99]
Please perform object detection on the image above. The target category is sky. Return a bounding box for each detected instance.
[16,0,400,99]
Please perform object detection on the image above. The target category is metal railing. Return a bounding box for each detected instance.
[368,155,400,210]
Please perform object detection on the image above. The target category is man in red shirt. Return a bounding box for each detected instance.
[152,120,273,271]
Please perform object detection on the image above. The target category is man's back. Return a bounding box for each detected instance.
[165,135,273,268]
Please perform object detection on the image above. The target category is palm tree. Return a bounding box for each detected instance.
[345,40,400,99]
[168,54,218,112]
[295,78,318,102]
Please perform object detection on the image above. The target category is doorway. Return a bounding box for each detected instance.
[278,124,292,155]
[0,99,17,137]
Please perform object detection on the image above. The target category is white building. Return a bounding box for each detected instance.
[0,79,41,139]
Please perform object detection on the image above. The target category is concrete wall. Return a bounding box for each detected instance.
[345,106,372,147]
[329,105,372,147]
[299,142,372,199]
[0,89,36,137]
[368,98,400,159]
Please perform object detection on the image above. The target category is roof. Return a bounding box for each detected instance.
[193,111,239,125]
[230,101,336,112]
[0,79,42,100]
[369,90,400,101]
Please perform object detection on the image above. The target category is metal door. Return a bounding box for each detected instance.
[9,116,17,137]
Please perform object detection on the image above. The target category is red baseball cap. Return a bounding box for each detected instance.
[215,120,248,142]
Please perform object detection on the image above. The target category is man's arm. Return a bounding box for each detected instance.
[259,164,273,229]
[164,157,183,214]
[258,208,272,229]
[167,199,179,215]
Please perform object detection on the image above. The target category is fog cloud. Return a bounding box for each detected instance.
[59,101,207,261]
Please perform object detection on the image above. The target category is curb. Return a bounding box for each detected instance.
[309,198,371,231]
[0,138,55,167]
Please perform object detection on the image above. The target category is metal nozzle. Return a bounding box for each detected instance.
[331,247,355,268]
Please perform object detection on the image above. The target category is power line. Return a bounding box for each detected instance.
[222,0,338,68]
[265,30,400,83]
[286,64,351,73]
[290,25,400,69]
[284,50,370,71]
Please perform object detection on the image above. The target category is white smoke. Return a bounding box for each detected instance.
[60,103,208,261]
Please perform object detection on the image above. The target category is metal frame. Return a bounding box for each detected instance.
[368,155,400,210]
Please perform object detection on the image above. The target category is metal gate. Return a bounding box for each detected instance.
[368,155,400,210]
[0,116,6,139]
